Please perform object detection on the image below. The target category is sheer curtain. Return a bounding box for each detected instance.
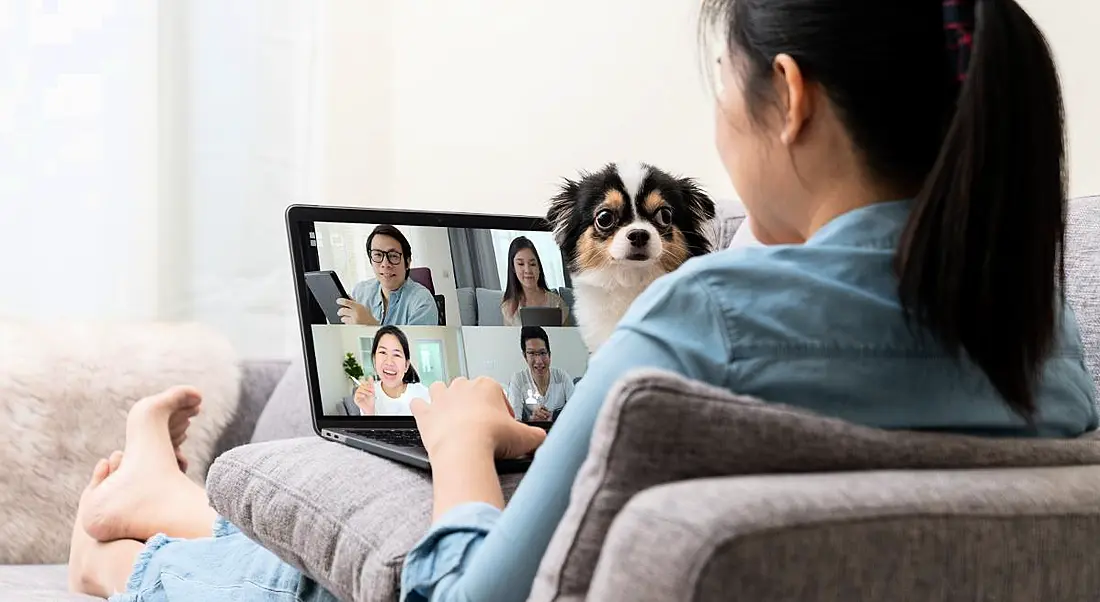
[448,228,501,290]
[314,222,375,294]
[166,0,324,358]
[0,1,324,359]
[0,1,159,320]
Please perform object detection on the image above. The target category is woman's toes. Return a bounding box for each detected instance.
[89,459,109,489]
[107,451,123,474]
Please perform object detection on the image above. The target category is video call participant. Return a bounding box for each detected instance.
[336,225,439,326]
[500,236,569,327]
[506,326,574,421]
[345,325,431,416]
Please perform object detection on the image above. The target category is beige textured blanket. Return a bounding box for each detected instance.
[0,321,240,564]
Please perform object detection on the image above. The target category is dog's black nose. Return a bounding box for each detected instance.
[627,230,650,248]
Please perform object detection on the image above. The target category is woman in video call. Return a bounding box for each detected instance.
[500,236,569,327]
[65,2,1098,602]
[336,224,439,327]
[344,325,430,417]
[506,326,574,422]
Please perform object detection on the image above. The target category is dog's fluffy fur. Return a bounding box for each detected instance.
[548,162,717,352]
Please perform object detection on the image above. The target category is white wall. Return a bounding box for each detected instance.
[459,326,589,389]
[320,0,1100,215]
[317,0,734,219]
[317,0,393,210]
[1018,0,1100,198]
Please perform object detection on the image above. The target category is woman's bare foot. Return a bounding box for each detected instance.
[81,386,217,543]
[69,459,146,597]
[68,459,109,593]
[114,394,191,473]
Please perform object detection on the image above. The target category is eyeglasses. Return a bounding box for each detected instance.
[369,250,404,266]
[525,350,549,358]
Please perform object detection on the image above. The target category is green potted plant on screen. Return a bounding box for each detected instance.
[343,352,364,395]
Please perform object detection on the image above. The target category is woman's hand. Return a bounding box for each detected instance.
[353,381,376,415]
[336,298,378,325]
[411,377,547,461]
[531,405,552,421]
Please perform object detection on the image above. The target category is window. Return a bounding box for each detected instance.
[415,339,447,386]
[358,336,375,380]
[315,222,378,294]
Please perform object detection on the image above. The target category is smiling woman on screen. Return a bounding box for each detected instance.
[500,236,568,327]
[346,326,431,416]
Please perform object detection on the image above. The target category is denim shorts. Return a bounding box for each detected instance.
[108,516,340,602]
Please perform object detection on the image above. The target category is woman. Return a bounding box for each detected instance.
[500,236,568,327]
[67,2,1097,602]
[344,325,431,416]
[337,224,439,327]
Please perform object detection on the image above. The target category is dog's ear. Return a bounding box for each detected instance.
[678,177,717,222]
[547,178,579,245]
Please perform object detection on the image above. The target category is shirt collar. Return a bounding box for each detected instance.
[374,279,408,305]
[805,199,913,250]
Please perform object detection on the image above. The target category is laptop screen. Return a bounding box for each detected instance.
[297,217,588,423]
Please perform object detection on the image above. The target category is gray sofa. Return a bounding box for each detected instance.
[3,197,1098,601]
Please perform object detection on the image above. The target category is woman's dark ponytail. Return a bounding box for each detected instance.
[404,365,421,384]
[895,0,1067,419]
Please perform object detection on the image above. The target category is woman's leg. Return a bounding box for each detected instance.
[69,458,146,597]
[82,386,219,542]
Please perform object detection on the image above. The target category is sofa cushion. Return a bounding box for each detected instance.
[455,287,478,326]
[589,466,1100,602]
[555,287,576,327]
[526,369,1100,602]
[1067,195,1100,396]
[710,197,747,249]
[206,437,525,602]
[250,358,316,443]
[474,287,505,326]
[215,359,291,455]
[0,564,99,601]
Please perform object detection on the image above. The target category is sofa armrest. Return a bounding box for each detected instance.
[528,369,1100,602]
[589,467,1100,602]
[211,359,290,460]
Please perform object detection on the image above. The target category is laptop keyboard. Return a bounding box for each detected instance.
[351,429,425,450]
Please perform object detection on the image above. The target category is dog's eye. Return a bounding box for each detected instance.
[654,207,673,228]
[594,209,617,231]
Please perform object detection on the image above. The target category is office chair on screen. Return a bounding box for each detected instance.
[409,267,447,326]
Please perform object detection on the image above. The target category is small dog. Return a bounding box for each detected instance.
[547,162,717,352]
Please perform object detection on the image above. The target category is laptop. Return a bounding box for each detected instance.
[519,306,564,327]
[285,205,590,472]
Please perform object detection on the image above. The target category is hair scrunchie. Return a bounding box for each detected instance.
[943,0,978,82]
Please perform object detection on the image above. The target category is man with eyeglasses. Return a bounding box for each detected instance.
[505,326,575,422]
[336,224,439,326]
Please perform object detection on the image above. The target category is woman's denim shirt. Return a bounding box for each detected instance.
[400,200,1098,602]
